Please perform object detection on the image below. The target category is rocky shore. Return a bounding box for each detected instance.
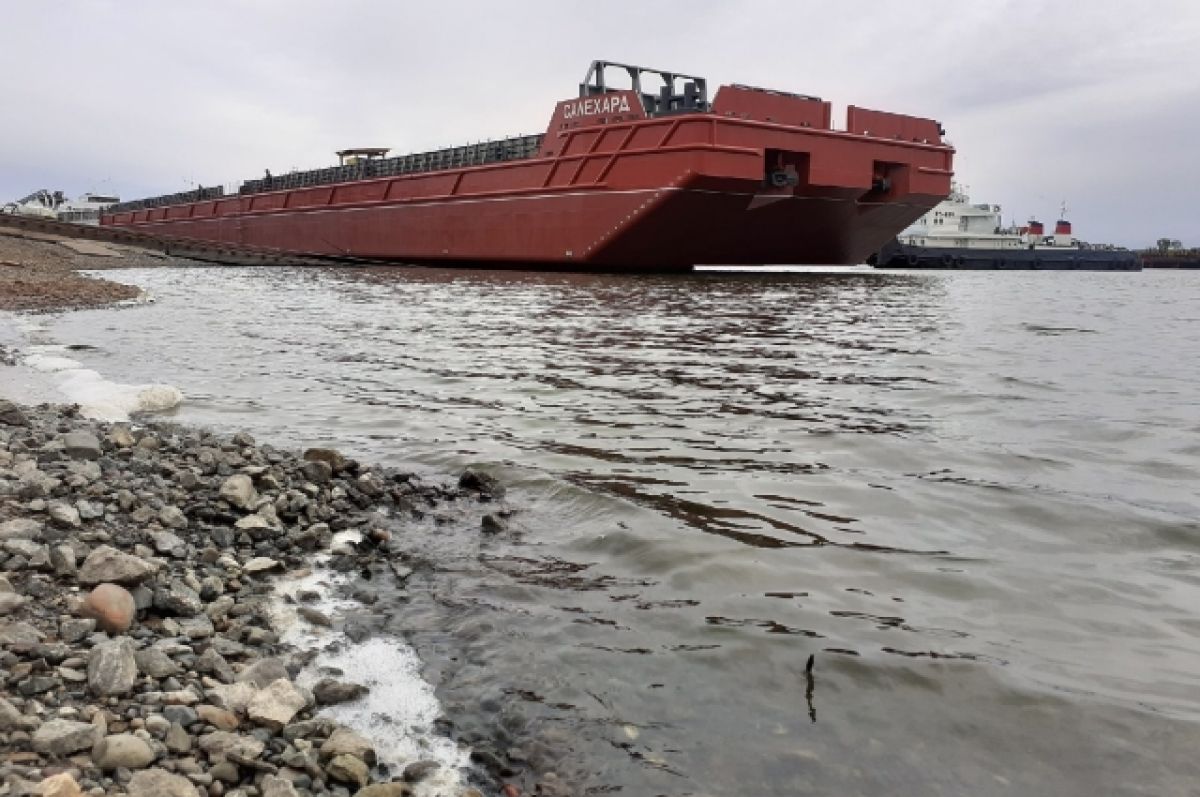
[0,226,191,313]
[0,399,511,796]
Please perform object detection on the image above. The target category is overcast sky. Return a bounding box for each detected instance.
[2,0,1197,247]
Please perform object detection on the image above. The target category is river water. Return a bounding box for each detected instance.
[6,265,1200,795]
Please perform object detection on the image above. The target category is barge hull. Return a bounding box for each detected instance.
[103,69,955,270]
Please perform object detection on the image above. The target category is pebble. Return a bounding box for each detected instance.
[0,404,506,797]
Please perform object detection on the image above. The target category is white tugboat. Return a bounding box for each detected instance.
[872,184,1138,270]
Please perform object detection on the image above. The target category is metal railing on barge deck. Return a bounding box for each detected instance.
[109,133,544,215]
[108,186,225,214]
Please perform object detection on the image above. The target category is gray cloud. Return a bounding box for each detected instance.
[2,0,1196,247]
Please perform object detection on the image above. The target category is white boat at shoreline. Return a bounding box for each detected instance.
[2,189,121,225]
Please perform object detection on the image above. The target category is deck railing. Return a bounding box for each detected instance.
[109,133,544,214]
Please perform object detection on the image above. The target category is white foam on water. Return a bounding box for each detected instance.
[24,353,83,372]
[1,316,182,421]
[19,349,183,422]
[303,637,471,794]
[56,369,183,421]
[273,561,471,796]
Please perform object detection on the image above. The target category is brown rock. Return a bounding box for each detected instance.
[313,679,368,706]
[301,460,333,484]
[79,583,136,633]
[354,784,414,797]
[303,447,348,472]
[126,768,201,797]
[109,426,136,448]
[196,704,240,731]
[327,753,369,787]
[297,606,332,628]
[38,773,84,797]
[320,726,376,765]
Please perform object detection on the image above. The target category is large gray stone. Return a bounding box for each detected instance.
[313,679,368,706]
[320,726,376,765]
[0,592,29,615]
[206,680,255,715]
[195,647,234,683]
[0,696,38,731]
[177,615,215,639]
[67,459,102,483]
[159,505,188,529]
[0,517,42,540]
[219,474,258,510]
[77,545,158,585]
[197,730,266,761]
[135,647,182,678]
[261,774,302,797]
[403,760,440,783]
[62,431,102,460]
[243,556,280,573]
[60,617,95,643]
[236,657,290,689]
[247,678,308,730]
[47,501,82,528]
[301,459,333,484]
[234,514,272,535]
[153,580,203,616]
[0,399,28,426]
[0,620,44,645]
[32,718,100,756]
[92,732,156,770]
[151,531,186,557]
[50,543,77,575]
[327,753,370,787]
[75,498,104,520]
[164,722,192,753]
[3,538,46,560]
[87,638,138,696]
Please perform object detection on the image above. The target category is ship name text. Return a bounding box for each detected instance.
[562,94,634,120]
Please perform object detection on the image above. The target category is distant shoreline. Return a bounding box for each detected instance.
[0,223,180,312]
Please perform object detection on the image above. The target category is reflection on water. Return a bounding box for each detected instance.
[30,265,1200,795]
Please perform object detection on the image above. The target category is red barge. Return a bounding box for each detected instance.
[101,61,955,270]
